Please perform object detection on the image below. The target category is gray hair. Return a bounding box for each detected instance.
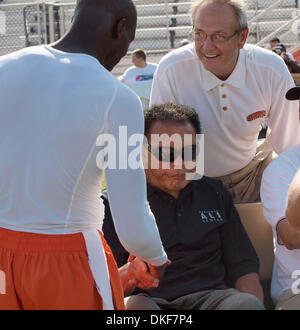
[190,0,248,33]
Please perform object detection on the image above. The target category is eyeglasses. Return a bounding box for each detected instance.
[147,144,198,163]
[192,29,239,44]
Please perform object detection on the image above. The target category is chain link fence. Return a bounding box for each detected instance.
[0,2,74,55]
[1,0,300,62]
[247,0,300,48]
[0,3,28,55]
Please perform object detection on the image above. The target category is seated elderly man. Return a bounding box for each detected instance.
[102,103,265,310]
[261,86,300,310]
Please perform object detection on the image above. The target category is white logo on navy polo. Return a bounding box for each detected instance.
[199,210,223,223]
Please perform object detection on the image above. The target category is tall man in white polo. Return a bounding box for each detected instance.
[150,0,300,203]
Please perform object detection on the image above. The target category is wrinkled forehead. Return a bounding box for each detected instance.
[193,2,238,32]
[146,120,197,146]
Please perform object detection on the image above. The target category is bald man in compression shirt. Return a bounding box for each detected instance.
[0,0,168,310]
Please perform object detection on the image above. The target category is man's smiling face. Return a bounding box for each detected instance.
[193,2,248,80]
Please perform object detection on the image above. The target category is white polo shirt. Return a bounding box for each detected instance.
[150,43,300,177]
[261,144,300,302]
[121,63,158,83]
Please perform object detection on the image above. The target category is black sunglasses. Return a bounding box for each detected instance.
[147,144,198,163]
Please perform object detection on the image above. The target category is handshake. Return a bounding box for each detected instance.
[119,255,171,296]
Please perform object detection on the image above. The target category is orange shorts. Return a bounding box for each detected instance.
[0,227,125,310]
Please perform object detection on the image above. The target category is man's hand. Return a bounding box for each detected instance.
[127,254,171,282]
[128,258,160,290]
[119,257,160,297]
[146,259,171,281]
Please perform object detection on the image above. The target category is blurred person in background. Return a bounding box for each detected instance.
[120,49,158,110]
[272,43,300,74]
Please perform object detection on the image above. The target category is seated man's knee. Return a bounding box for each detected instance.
[222,292,265,310]
[125,294,161,310]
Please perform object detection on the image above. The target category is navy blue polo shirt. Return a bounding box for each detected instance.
[102,176,259,301]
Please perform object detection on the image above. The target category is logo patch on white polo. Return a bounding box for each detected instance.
[247,110,266,122]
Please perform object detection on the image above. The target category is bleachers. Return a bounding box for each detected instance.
[113,0,300,75]
[0,3,28,54]
[114,0,298,75]
[136,1,190,16]
[0,0,299,75]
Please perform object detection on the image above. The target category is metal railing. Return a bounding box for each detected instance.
[256,12,300,46]
[0,0,300,57]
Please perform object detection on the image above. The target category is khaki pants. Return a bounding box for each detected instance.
[214,139,275,203]
[276,290,300,310]
[125,288,265,310]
